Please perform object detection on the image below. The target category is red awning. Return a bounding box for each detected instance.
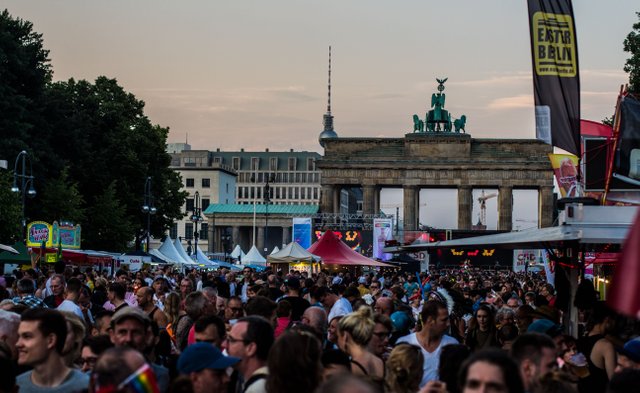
[308,231,393,267]
[30,247,114,265]
[581,119,613,138]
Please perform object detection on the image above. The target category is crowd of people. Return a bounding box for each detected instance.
[0,261,639,393]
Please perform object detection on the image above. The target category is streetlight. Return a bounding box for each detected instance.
[11,150,36,241]
[263,174,274,254]
[190,191,203,260]
[141,177,157,252]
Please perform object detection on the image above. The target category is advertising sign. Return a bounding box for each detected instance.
[314,230,372,254]
[373,218,393,261]
[549,153,580,197]
[27,221,53,248]
[52,221,82,249]
[293,217,312,249]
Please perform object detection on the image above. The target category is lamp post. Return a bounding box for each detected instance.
[263,175,274,255]
[141,177,157,252]
[11,150,36,241]
[190,191,203,261]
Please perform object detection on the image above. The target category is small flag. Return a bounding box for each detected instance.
[117,363,160,393]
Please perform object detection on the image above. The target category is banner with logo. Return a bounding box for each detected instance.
[528,0,580,155]
[373,218,393,261]
[27,221,53,248]
[549,153,580,197]
[513,249,540,273]
[541,250,555,286]
[292,217,312,249]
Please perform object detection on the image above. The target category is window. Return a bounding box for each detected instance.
[294,187,299,199]
[213,156,222,164]
[288,157,296,171]
[202,178,210,188]
[251,157,260,171]
[276,187,280,199]
[202,198,210,210]
[200,223,208,240]
[226,183,229,193]
[270,157,278,171]
[313,188,319,199]
[232,157,240,170]
[184,157,196,167]
[185,178,195,188]
[170,223,178,239]
[186,198,194,212]
[307,158,316,171]
[185,223,194,240]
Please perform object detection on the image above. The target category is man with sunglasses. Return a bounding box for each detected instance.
[223,316,274,393]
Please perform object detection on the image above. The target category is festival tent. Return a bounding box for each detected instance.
[0,243,19,255]
[270,246,280,255]
[230,245,246,260]
[242,245,266,265]
[308,231,393,267]
[194,246,218,267]
[174,238,194,264]
[153,236,195,265]
[267,241,321,264]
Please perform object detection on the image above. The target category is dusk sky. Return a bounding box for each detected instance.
[5,1,638,229]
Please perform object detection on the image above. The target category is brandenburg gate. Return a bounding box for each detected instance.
[317,79,554,232]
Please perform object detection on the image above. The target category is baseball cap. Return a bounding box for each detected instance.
[527,319,563,337]
[111,307,151,327]
[618,337,640,364]
[178,343,240,374]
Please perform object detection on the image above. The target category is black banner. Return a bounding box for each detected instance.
[614,96,640,186]
[527,0,580,155]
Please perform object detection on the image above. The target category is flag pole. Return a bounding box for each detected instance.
[602,85,627,204]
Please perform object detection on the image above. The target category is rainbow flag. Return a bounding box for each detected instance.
[117,364,159,393]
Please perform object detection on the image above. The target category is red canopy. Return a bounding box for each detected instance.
[308,231,393,267]
[30,247,114,265]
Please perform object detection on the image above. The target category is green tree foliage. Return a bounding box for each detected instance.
[39,167,85,224]
[0,9,187,251]
[0,171,22,243]
[624,12,640,94]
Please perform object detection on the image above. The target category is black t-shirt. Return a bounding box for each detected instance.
[268,287,284,301]
[279,295,310,322]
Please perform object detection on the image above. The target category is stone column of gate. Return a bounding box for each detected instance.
[403,186,419,232]
[538,186,554,228]
[232,226,241,249]
[362,185,376,216]
[498,186,513,231]
[257,227,265,253]
[320,185,335,214]
[332,186,341,215]
[457,186,473,230]
[373,186,381,215]
[282,226,290,247]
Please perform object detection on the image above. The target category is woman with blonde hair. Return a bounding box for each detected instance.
[338,306,384,380]
[385,343,424,393]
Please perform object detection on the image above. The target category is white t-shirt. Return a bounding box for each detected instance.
[396,332,459,387]
[57,299,84,320]
[327,297,352,322]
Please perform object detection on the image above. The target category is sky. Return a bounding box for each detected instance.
[5,1,638,229]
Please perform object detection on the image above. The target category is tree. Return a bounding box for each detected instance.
[83,181,134,251]
[39,167,85,224]
[624,12,640,94]
[0,171,22,243]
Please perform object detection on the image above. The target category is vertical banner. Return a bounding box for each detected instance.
[292,217,312,249]
[373,218,393,261]
[548,153,580,197]
[541,250,555,286]
[527,0,580,155]
[613,96,640,185]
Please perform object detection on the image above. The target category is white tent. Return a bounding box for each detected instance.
[243,245,267,265]
[156,236,195,265]
[270,246,280,255]
[230,245,246,260]
[194,246,218,266]
[267,241,321,264]
[174,238,194,263]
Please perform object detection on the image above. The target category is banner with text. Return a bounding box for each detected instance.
[528,0,580,155]
[549,153,580,197]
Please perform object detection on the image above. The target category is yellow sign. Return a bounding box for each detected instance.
[532,12,577,77]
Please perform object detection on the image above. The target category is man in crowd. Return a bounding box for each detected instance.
[13,278,46,309]
[317,286,352,322]
[266,274,283,301]
[616,337,640,373]
[92,347,159,393]
[510,332,557,392]
[107,282,129,312]
[396,300,458,387]
[0,309,20,359]
[136,286,168,328]
[301,306,328,340]
[16,308,89,392]
[277,277,310,322]
[224,315,274,393]
[178,342,240,393]
[194,315,226,348]
[43,274,65,308]
[109,307,170,393]
[374,297,394,317]
[56,277,84,320]
[225,296,245,324]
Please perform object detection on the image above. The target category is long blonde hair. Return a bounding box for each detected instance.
[385,343,424,393]
[338,305,375,346]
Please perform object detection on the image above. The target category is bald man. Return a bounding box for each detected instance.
[136,287,168,328]
[374,297,394,317]
[301,306,328,339]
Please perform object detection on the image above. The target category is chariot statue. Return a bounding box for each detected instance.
[411,77,467,135]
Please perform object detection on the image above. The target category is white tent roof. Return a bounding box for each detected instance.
[148,249,174,264]
[194,246,218,266]
[243,245,266,265]
[267,241,322,264]
[230,245,246,260]
[174,238,193,263]
[270,246,280,255]
[158,236,195,264]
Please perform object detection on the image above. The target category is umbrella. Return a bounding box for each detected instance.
[0,244,19,255]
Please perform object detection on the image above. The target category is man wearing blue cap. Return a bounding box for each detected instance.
[616,337,640,373]
[178,342,240,393]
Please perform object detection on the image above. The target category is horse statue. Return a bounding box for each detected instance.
[454,115,466,133]
[413,114,425,132]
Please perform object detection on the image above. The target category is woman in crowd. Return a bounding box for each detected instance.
[458,349,524,393]
[465,305,499,352]
[338,306,385,381]
[385,343,423,393]
[266,330,323,393]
